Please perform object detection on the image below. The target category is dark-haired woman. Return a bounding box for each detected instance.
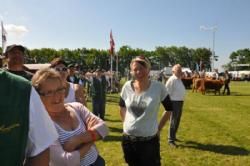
[50,58,87,106]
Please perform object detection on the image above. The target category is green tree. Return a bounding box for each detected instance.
[193,48,212,70]
[228,48,250,70]
[117,45,135,75]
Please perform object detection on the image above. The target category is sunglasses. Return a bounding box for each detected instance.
[39,87,66,97]
[55,67,67,72]
[135,55,150,62]
[136,55,146,59]
[133,55,150,67]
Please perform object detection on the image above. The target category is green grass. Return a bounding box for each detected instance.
[92,81,250,166]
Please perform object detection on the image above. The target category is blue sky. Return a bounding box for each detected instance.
[1,0,250,70]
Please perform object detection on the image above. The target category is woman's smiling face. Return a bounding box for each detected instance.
[130,61,150,80]
[39,78,65,113]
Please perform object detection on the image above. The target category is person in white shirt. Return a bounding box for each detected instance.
[119,55,172,166]
[165,64,186,148]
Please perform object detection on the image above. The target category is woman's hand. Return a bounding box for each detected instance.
[86,117,100,129]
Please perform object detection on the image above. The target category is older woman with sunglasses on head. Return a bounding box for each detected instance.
[32,68,108,166]
[50,58,87,106]
[119,55,173,166]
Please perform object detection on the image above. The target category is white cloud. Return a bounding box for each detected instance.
[1,23,29,46]
[5,24,29,36]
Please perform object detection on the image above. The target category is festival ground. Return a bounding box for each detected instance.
[93,81,250,166]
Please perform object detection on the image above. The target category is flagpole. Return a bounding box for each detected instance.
[116,53,118,79]
[110,52,113,93]
[1,21,7,55]
[1,21,4,55]
[109,29,115,93]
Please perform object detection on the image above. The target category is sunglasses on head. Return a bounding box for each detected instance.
[135,55,150,63]
[136,55,146,59]
[55,67,67,72]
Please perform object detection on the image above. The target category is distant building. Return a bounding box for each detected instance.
[23,63,51,73]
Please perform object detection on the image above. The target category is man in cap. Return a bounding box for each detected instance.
[67,63,80,84]
[90,68,107,120]
[4,44,33,80]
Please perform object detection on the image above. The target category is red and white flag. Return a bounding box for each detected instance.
[1,21,7,53]
[109,30,115,55]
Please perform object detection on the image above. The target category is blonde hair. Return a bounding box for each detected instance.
[172,64,182,72]
[130,55,151,70]
[32,68,62,91]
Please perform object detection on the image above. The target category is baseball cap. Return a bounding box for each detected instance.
[4,44,25,56]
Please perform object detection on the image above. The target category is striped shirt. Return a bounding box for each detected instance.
[54,110,98,166]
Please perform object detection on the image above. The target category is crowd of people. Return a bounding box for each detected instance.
[1,44,109,166]
[1,44,232,165]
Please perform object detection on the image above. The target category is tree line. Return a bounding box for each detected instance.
[1,46,250,75]
[226,48,250,70]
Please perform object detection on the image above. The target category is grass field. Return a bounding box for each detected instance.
[91,81,250,166]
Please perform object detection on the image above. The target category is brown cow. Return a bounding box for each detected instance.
[192,78,204,93]
[181,77,193,89]
[204,79,224,95]
[193,79,224,95]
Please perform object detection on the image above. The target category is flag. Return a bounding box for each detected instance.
[109,30,115,55]
[1,21,7,54]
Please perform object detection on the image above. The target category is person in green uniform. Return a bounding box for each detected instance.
[0,69,58,166]
[90,68,107,120]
